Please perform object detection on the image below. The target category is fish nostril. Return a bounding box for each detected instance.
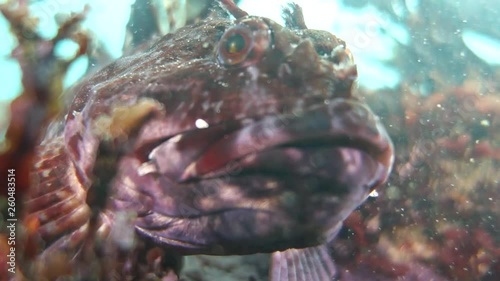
[331,45,354,66]
[316,46,331,57]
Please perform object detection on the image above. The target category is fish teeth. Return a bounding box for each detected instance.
[148,146,160,160]
[179,162,197,181]
[138,161,158,176]
[148,133,183,161]
[167,133,183,143]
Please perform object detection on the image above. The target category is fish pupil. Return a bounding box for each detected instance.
[226,33,246,54]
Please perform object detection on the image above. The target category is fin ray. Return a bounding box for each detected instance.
[271,244,337,281]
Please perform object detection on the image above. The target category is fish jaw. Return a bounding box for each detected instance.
[109,97,393,255]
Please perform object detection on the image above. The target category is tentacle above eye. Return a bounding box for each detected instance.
[219,0,249,19]
[282,3,308,30]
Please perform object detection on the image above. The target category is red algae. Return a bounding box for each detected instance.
[349,75,499,281]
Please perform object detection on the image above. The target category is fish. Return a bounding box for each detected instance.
[23,1,394,280]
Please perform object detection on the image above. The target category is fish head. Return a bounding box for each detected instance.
[65,4,394,255]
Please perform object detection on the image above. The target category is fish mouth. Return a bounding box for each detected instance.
[137,98,393,191]
[131,98,393,254]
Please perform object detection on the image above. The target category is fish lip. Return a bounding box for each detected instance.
[179,98,393,183]
[135,207,302,255]
[136,98,393,187]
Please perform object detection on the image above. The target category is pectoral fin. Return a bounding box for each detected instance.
[270,244,338,281]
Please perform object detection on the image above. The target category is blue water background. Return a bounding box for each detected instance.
[0,0,498,120]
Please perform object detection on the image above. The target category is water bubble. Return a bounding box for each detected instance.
[195,119,209,129]
[480,119,490,127]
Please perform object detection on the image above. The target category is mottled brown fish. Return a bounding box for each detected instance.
[24,1,394,280]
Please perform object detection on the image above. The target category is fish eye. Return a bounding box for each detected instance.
[217,19,271,67]
[218,27,253,65]
[225,33,247,54]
